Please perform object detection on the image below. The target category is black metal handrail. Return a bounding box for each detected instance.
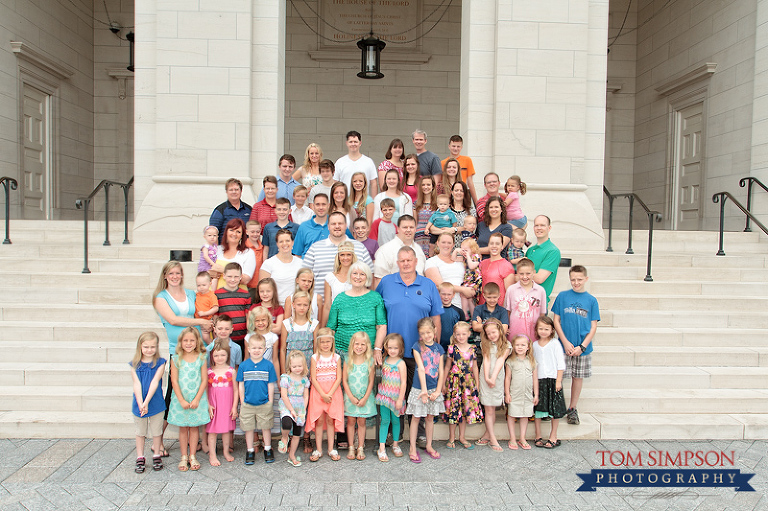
[738,177,768,232]
[603,186,662,281]
[75,177,133,273]
[712,191,768,256]
[1,177,18,245]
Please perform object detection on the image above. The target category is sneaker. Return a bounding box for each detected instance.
[417,436,427,450]
[567,408,580,425]
[264,448,275,463]
[245,450,255,465]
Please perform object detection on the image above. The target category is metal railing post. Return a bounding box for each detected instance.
[606,194,614,252]
[644,212,654,281]
[103,183,111,246]
[744,179,753,232]
[626,195,635,255]
[1,177,17,245]
[80,199,91,273]
[122,183,130,244]
[716,193,726,256]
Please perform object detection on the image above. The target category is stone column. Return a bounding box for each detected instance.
[133,0,285,243]
[460,0,609,250]
[751,0,768,189]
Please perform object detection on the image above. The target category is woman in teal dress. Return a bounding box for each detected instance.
[326,262,387,357]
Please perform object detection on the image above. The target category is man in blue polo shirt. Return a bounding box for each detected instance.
[257,154,300,205]
[209,178,252,243]
[376,246,443,449]
[292,193,329,257]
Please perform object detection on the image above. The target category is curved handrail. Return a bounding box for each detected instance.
[738,177,768,232]
[712,191,768,256]
[1,177,19,245]
[75,177,134,273]
[603,186,662,281]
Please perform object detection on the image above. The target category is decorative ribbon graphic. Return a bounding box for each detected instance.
[576,469,755,492]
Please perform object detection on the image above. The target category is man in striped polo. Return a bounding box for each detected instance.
[301,212,373,300]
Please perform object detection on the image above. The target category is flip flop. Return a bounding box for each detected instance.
[459,440,474,450]
[160,448,170,458]
[309,450,322,462]
[534,438,546,448]
[475,438,490,446]
[507,440,518,450]
[542,440,555,449]
[277,440,288,454]
[328,450,341,461]
[426,449,441,459]
[490,443,503,452]
[409,452,421,464]
[286,458,302,467]
[445,441,456,449]
[518,440,531,450]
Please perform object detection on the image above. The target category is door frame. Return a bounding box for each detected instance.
[665,88,708,231]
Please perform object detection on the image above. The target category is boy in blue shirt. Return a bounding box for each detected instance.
[237,334,277,464]
[262,198,299,258]
[438,282,464,351]
[552,265,600,426]
[470,282,509,342]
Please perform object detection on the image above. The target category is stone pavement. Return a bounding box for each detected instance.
[0,438,765,510]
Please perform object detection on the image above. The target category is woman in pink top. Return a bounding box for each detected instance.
[403,154,420,204]
[479,232,515,304]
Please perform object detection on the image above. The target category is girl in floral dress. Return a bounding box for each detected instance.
[443,321,483,449]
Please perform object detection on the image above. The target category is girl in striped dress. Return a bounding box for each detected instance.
[375,334,407,462]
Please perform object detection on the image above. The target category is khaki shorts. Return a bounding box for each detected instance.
[134,413,163,438]
[239,402,274,431]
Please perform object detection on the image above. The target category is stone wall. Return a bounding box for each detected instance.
[633,0,757,231]
[0,0,95,219]
[284,0,462,168]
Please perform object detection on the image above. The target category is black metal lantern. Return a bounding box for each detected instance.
[357,36,385,79]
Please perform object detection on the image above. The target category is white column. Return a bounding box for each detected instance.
[460,0,609,250]
[751,0,768,185]
[133,0,285,242]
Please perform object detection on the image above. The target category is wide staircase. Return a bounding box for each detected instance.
[0,220,766,440]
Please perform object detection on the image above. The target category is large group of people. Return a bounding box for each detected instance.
[135,130,600,473]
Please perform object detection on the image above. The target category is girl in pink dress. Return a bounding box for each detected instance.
[206,342,239,466]
[307,328,344,462]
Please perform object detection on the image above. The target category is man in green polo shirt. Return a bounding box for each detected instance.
[526,215,561,306]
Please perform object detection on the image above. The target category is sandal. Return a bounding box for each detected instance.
[135,457,145,473]
[550,439,561,448]
[475,438,490,446]
[277,440,288,454]
[178,455,189,472]
[160,448,170,458]
[377,449,389,462]
[518,440,531,450]
[534,438,546,448]
[328,450,341,461]
[347,448,356,460]
[302,435,312,454]
[392,445,403,457]
[409,451,421,464]
[152,456,164,471]
[426,449,441,459]
[286,458,302,467]
[356,447,366,461]
[445,441,456,449]
[309,450,322,462]
[189,455,201,471]
[490,443,503,452]
[459,440,474,450]
[508,440,519,450]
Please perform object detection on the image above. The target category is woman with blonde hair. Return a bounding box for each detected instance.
[292,143,323,192]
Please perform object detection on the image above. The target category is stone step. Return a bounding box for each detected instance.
[0,386,127,412]
[0,287,151,305]
[587,266,768,282]
[594,347,768,368]
[580,388,768,413]
[576,294,768,312]
[0,271,153,289]
[0,243,176,260]
[592,413,767,440]
[567,252,768,269]
[595,327,768,347]
[588,280,768,296]
[0,341,134,363]
[0,322,163,344]
[604,229,764,243]
[0,304,159,323]
[0,362,131,387]
[600,310,768,329]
